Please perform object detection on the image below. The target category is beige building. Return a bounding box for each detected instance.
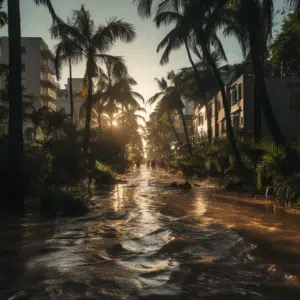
[0,37,58,139]
[56,78,84,123]
[193,75,300,141]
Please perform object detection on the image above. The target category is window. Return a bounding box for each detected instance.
[61,108,65,114]
[221,120,226,135]
[232,114,240,129]
[199,114,204,125]
[231,88,237,105]
[21,46,26,54]
[237,83,243,100]
[21,79,25,90]
[21,62,25,72]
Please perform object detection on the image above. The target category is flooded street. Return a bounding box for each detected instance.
[2,167,300,299]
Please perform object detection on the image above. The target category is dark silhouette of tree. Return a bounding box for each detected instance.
[51,5,136,157]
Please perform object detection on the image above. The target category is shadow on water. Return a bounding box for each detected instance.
[1,166,300,299]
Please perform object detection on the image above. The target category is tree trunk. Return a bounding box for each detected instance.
[68,57,74,124]
[34,124,37,140]
[253,79,262,142]
[203,46,244,170]
[184,40,212,143]
[98,112,101,130]
[83,61,93,157]
[160,129,170,153]
[167,111,181,145]
[179,109,192,157]
[248,29,285,146]
[7,0,24,212]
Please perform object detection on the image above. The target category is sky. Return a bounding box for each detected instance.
[0,0,285,119]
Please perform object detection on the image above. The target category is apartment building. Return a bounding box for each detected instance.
[193,75,300,141]
[0,37,58,138]
[56,78,84,122]
[193,104,207,138]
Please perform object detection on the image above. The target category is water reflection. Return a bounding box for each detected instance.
[1,166,300,299]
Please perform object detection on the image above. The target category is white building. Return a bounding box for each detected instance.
[0,37,58,138]
[56,78,84,122]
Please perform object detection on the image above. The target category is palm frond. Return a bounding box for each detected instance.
[147,92,164,105]
[93,18,136,52]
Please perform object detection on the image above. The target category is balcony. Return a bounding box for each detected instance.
[40,59,55,75]
[40,44,55,60]
[40,72,56,88]
[41,87,56,101]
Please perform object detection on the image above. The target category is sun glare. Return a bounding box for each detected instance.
[112,121,118,127]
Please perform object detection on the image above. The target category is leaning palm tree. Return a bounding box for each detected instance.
[53,40,75,123]
[135,0,243,165]
[154,7,213,143]
[222,0,285,145]
[51,5,136,157]
[148,77,182,146]
[149,72,192,156]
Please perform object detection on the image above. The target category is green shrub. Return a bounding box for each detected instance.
[39,185,91,217]
[223,175,244,190]
[92,160,117,185]
[256,139,300,207]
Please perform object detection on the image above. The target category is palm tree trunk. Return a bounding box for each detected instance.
[184,40,212,143]
[248,30,285,146]
[160,129,170,153]
[7,0,24,212]
[179,109,192,156]
[203,46,244,170]
[98,112,101,130]
[68,57,74,124]
[253,80,262,142]
[34,124,37,140]
[167,111,181,145]
[83,62,93,157]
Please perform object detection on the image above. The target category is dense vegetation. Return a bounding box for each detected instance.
[141,0,300,207]
[1,1,144,216]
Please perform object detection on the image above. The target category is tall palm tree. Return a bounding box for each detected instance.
[6,0,58,211]
[148,77,182,146]
[149,73,192,156]
[134,0,243,166]
[223,0,285,145]
[51,6,136,157]
[154,7,213,143]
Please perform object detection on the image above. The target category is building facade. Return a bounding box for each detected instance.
[0,37,58,139]
[56,78,84,123]
[193,75,300,141]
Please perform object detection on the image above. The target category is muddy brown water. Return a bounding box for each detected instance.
[1,167,300,299]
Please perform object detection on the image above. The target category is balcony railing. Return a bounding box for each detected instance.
[40,72,56,85]
[40,59,55,74]
[41,87,56,100]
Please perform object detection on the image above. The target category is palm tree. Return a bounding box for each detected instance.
[51,5,136,157]
[148,77,182,145]
[44,109,70,137]
[134,0,243,166]
[223,0,285,145]
[53,43,75,123]
[149,73,192,156]
[5,0,58,211]
[26,106,47,140]
[154,7,213,143]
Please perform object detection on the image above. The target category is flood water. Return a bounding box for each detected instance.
[2,167,300,299]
